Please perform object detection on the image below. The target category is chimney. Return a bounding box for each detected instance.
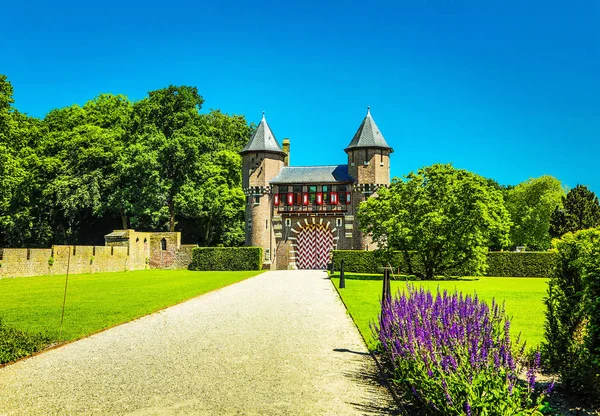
[282,138,290,166]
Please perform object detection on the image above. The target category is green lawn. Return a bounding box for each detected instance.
[331,274,549,350]
[0,269,262,343]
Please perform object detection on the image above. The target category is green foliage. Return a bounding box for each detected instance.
[190,247,263,271]
[506,176,565,250]
[543,228,600,405]
[358,164,511,279]
[0,75,252,247]
[332,250,382,274]
[486,252,558,278]
[550,185,600,238]
[332,250,557,278]
[0,317,50,364]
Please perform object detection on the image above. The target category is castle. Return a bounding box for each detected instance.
[241,108,393,270]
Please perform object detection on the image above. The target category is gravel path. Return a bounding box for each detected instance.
[0,270,396,415]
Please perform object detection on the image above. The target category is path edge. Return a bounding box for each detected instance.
[329,274,408,415]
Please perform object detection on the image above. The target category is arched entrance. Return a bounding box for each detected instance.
[296,224,334,269]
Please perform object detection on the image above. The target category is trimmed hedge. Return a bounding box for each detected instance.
[189,247,263,271]
[486,252,558,277]
[332,250,558,278]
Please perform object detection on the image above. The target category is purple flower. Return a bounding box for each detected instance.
[372,284,540,414]
[464,401,472,416]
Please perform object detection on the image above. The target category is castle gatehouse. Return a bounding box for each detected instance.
[241,108,393,270]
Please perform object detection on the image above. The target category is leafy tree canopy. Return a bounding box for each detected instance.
[0,75,253,247]
[550,185,600,238]
[358,163,511,279]
[506,175,565,250]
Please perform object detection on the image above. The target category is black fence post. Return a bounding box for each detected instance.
[386,268,392,299]
[340,259,345,289]
[381,267,387,304]
[382,267,391,305]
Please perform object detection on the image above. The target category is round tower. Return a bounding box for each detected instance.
[345,107,393,250]
[240,113,286,268]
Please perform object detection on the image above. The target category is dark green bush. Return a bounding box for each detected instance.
[543,228,600,405]
[189,247,263,271]
[332,250,429,275]
[331,250,381,274]
[0,318,50,364]
[486,252,558,277]
[332,250,557,277]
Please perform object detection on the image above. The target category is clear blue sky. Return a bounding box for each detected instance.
[2,0,599,193]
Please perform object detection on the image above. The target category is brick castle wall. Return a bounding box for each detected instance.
[0,230,196,279]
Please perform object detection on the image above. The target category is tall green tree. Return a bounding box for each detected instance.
[506,175,565,250]
[358,164,511,279]
[176,150,245,246]
[131,86,204,231]
[0,76,252,247]
[550,185,600,238]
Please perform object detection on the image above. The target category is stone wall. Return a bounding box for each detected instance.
[0,230,196,279]
[0,245,130,278]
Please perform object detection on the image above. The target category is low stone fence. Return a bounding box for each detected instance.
[0,230,198,279]
[0,245,130,278]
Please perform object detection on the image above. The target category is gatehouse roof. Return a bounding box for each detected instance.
[240,112,286,156]
[345,107,393,153]
[270,165,354,184]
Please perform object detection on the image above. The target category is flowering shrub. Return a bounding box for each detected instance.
[374,286,552,415]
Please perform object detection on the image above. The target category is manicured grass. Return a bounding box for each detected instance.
[332,273,549,350]
[0,269,263,345]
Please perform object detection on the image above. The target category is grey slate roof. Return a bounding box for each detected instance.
[270,165,354,184]
[345,107,393,153]
[240,113,286,156]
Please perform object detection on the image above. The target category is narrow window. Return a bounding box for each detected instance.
[73,246,77,256]
[309,186,317,204]
[111,246,114,255]
[285,218,292,227]
[27,249,31,260]
[254,195,261,205]
[161,238,167,251]
[336,218,343,227]
[323,185,330,203]
[265,219,268,229]
[93,246,96,256]
[293,185,302,206]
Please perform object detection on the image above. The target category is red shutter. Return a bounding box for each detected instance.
[346,192,351,204]
[316,192,323,205]
[274,194,280,206]
[287,193,294,205]
[331,192,338,205]
[303,193,309,206]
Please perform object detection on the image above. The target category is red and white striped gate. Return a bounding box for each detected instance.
[296,224,334,270]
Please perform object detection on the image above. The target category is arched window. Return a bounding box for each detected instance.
[161,238,167,251]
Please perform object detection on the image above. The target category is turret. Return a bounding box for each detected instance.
[346,107,393,249]
[240,113,286,266]
[345,106,393,185]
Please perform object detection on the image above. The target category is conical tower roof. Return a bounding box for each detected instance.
[345,107,393,153]
[240,112,286,156]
